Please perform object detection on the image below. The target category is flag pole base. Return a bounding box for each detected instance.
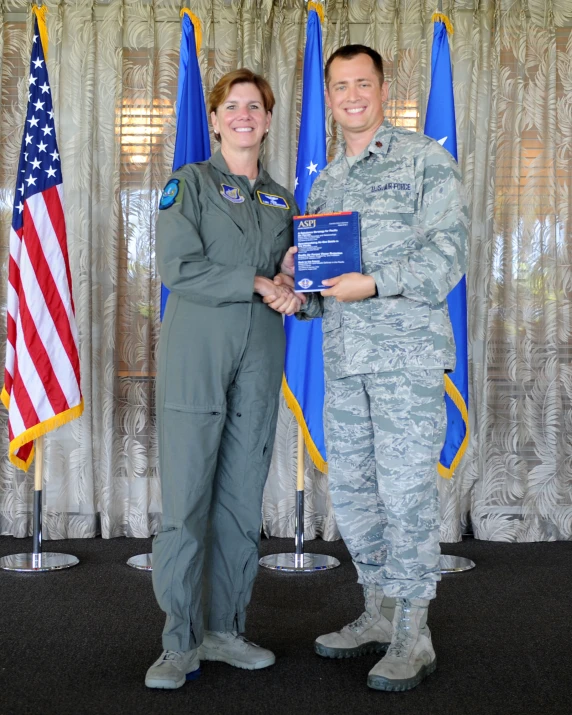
[440,555,475,574]
[127,553,153,571]
[259,552,340,572]
[0,552,79,572]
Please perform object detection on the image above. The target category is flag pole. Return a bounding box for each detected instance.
[0,435,79,572]
[259,1,339,573]
[423,6,474,574]
[1,5,81,573]
[259,419,339,572]
[294,427,305,566]
[32,435,44,557]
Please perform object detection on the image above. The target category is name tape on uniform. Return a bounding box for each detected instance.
[370,182,412,193]
[257,191,289,209]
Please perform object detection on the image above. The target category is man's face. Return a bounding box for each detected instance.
[325,54,388,137]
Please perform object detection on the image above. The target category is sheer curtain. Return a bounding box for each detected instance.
[1,0,571,542]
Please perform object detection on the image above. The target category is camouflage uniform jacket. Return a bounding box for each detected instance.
[299,119,469,381]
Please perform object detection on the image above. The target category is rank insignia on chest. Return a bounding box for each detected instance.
[220,184,245,203]
[159,179,180,210]
[257,191,289,209]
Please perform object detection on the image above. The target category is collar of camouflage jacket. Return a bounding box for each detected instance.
[333,118,394,166]
[209,149,270,186]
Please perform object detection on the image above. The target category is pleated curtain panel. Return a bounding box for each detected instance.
[1,0,572,542]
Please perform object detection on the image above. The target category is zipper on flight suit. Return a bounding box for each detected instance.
[228,176,262,392]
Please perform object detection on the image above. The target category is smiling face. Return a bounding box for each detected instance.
[211,82,272,153]
[325,53,388,140]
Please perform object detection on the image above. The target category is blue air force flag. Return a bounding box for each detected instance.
[160,11,210,319]
[282,8,328,472]
[424,14,469,478]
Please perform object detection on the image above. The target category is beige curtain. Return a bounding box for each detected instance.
[1,1,571,542]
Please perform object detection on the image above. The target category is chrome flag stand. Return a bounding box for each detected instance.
[440,518,476,573]
[440,555,475,574]
[259,426,339,573]
[0,436,79,572]
[127,552,153,571]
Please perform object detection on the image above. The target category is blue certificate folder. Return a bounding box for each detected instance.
[293,211,361,292]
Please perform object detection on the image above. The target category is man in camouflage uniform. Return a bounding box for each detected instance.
[295,45,468,691]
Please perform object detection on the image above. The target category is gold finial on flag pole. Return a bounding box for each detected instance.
[32,5,49,59]
[307,1,325,24]
[180,8,202,55]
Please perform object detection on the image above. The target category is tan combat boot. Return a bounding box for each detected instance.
[367,598,436,691]
[314,586,394,658]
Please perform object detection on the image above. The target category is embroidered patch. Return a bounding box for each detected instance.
[159,179,180,210]
[220,184,245,203]
[257,191,289,209]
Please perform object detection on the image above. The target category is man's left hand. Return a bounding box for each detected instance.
[320,273,376,302]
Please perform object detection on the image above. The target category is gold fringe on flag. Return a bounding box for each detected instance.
[282,375,328,474]
[180,8,202,55]
[437,374,469,479]
[1,394,84,472]
[307,2,325,24]
[431,12,454,35]
[32,4,49,59]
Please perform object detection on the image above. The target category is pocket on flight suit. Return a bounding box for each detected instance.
[244,395,279,493]
[162,402,226,500]
[152,520,183,610]
[271,216,293,265]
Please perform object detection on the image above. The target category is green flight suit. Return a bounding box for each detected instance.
[153,150,296,651]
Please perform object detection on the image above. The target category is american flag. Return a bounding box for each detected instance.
[1,19,83,471]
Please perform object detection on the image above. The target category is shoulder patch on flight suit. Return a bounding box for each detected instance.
[220,184,245,203]
[257,191,289,209]
[159,179,180,210]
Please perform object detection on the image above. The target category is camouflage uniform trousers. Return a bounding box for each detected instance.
[324,367,446,600]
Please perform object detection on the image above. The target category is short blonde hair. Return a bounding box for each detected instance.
[209,69,275,142]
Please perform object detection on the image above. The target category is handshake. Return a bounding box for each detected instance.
[254,246,305,316]
[254,273,306,316]
[254,245,377,313]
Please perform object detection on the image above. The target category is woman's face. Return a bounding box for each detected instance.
[211,82,271,152]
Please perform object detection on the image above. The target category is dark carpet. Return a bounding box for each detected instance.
[0,535,570,715]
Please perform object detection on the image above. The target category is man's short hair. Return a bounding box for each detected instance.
[324,45,385,87]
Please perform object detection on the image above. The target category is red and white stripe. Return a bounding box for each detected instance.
[2,184,82,470]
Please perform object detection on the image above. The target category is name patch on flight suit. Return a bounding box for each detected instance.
[220,184,245,203]
[159,179,180,210]
[257,191,289,209]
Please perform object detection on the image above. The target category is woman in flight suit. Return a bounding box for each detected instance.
[146,69,300,689]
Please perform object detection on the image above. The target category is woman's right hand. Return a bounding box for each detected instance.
[254,276,300,315]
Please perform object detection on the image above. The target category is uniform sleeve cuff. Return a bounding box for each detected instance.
[239,265,258,302]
